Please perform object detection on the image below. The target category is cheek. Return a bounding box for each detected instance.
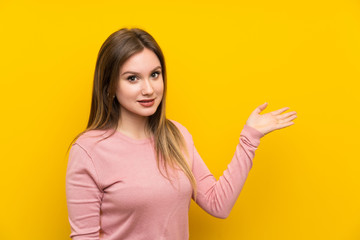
[116,86,138,106]
[117,83,138,97]
[157,80,164,96]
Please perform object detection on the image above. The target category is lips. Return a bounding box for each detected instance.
[138,99,155,102]
[138,98,155,107]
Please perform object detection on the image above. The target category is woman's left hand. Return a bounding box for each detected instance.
[245,102,297,136]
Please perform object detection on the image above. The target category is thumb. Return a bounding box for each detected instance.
[255,102,268,114]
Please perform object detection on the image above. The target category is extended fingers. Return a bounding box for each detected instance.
[276,111,297,120]
[271,107,290,116]
[277,121,295,130]
[277,114,297,124]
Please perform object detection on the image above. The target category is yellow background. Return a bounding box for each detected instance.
[1,0,359,239]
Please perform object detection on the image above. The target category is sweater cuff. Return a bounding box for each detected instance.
[240,124,264,146]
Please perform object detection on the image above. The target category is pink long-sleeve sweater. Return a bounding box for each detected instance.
[65,120,264,240]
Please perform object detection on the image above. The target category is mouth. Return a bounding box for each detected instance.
[138,99,155,103]
[137,98,155,107]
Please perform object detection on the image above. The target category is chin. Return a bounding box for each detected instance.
[138,108,158,117]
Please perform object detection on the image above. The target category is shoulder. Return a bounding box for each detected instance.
[72,129,110,152]
[168,119,193,141]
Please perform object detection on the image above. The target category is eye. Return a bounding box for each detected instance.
[151,71,161,78]
[127,75,137,82]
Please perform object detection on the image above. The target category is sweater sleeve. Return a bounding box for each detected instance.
[65,143,103,239]
[191,124,264,219]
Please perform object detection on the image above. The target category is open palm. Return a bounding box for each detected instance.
[246,102,297,136]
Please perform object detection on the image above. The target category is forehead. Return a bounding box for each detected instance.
[120,48,161,73]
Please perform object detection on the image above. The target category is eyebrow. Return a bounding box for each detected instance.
[121,66,162,76]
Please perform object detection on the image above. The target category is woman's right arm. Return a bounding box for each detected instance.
[66,143,103,240]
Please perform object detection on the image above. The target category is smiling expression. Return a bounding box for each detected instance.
[115,48,164,121]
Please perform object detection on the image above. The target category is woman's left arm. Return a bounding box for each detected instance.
[191,103,297,218]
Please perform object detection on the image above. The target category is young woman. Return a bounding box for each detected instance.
[65,27,297,240]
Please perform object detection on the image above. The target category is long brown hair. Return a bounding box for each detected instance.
[67,27,197,198]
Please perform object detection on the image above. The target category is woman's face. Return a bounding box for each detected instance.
[116,48,164,121]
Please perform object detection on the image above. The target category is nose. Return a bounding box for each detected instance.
[141,78,154,95]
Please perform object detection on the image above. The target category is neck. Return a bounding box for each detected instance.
[117,114,151,140]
